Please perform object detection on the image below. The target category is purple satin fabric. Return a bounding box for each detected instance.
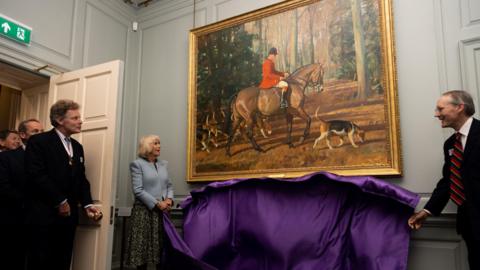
[177,172,419,270]
[163,214,218,270]
[163,172,419,269]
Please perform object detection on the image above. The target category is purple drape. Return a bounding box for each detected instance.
[174,172,419,270]
[163,214,218,270]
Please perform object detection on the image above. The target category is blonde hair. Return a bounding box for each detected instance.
[137,135,160,158]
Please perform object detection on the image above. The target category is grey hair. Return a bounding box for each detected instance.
[443,90,475,116]
[18,119,40,133]
[49,100,80,127]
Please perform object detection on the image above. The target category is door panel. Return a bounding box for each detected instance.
[18,83,49,129]
[82,129,107,200]
[48,60,124,270]
[56,80,80,101]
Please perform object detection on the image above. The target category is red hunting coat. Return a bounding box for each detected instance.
[258,58,284,89]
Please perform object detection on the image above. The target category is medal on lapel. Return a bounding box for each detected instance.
[65,137,73,166]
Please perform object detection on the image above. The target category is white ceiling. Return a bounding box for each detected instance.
[122,0,162,9]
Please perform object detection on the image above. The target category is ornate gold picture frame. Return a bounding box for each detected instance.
[187,0,401,181]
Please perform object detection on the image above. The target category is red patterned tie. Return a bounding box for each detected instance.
[450,132,466,205]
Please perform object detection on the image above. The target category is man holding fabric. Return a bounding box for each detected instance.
[408,90,480,269]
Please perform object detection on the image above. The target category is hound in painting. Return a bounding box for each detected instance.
[198,112,225,153]
[312,119,365,149]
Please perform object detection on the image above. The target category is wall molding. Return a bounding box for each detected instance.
[137,0,197,22]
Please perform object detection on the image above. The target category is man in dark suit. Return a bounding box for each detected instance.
[408,90,480,269]
[25,100,101,270]
[0,119,43,270]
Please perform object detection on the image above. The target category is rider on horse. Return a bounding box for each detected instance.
[258,47,290,108]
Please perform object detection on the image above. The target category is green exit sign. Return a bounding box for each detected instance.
[0,13,31,45]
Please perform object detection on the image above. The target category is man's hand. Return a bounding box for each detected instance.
[85,206,102,221]
[408,210,430,230]
[284,72,290,77]
[58,201,71,217]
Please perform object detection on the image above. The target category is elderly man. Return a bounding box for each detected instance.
[408,90,480,269]
[25,100,101,270]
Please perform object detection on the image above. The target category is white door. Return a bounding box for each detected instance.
[18,83,49,129]
[48,60,124,270]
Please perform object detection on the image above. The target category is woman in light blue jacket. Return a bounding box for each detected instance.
[125,135,174,270]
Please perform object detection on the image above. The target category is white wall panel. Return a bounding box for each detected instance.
[392,0,445,194]
[462,0,480,27]
[214,0,280,22]
[460,38,480,114]
[0,0,80,69]
[408,217,469,270]
[137,11,194,196]
[83,1,129,67]
[408,241,466,270]
[1,0,75,57]
[0,0,136,71]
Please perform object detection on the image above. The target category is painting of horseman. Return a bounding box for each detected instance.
[188,0,400,181]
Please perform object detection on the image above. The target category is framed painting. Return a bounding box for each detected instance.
[187,0,401,181]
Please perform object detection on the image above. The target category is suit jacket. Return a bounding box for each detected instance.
[0,147,27,225]
[425,118,480,241]
[130,158,174,210]
[25,129,93,225]
[258,58,284,89]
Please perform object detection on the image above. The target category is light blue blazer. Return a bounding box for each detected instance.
[130,158,174,210]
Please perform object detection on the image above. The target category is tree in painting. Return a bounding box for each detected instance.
[197,26,262,115]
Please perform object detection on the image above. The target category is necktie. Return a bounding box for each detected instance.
[450,132,465,205]
[65,137,73,165]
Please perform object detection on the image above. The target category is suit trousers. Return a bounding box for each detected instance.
[26,224,76,270]
[0,224,26,270]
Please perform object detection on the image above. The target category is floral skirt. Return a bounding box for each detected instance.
[125,200,165,267]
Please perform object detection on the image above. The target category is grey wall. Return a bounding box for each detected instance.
[1,0,480,269]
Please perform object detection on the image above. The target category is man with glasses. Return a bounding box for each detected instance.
[408,90,480,269]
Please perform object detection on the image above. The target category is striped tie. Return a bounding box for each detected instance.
[450,132,466,205]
